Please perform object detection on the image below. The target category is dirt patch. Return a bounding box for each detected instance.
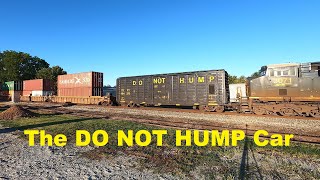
[0,105,36,120]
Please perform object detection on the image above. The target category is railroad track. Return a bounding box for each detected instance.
[30,105,320,145]
[63,103,320,121]
[19,102,320,120]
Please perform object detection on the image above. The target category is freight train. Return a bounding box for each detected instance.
[1,62,320,118]
[249,62,320,118]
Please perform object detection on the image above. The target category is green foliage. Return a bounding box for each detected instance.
[0,50,49,82]
[228,75,247,84]
[229,65,268,83]
[36,66,67,80]
[249,65,267,79]
[36,66,67,92]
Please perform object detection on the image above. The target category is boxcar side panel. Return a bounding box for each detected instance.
[117,70,228,106]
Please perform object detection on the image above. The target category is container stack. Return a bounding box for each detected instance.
[0,82,3,101]
[57,72,103,97]
[0,81,23,102]
[23,79,54,96]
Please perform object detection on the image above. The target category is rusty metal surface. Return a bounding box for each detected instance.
[117,70,229,106]
[58,87,103,97]
[23,79,54,91]
[57,72,103,89]
[57,72,103,97]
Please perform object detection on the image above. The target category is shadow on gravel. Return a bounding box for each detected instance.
[0,117,101,134]
[25,105,62,110]
[0,105,10,112]
[238,126,263,180]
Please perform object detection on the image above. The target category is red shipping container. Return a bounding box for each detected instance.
[57,72,103,97]
[23,90,32,96]
[58,72,103,89]
[23,79,54,91]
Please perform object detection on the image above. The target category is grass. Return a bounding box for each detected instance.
[0,114,319,179]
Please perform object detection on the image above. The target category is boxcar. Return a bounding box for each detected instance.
[116,70,229,109]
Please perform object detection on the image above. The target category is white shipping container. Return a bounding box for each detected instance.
[229,83,247,102]
[32,91,54,97]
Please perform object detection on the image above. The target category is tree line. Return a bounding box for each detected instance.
[0,50,266,87]
[0,50,67,91]
[228,66,267,84]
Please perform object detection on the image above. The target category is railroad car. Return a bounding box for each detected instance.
[116,70,229,112]
[247,62,320,117]
[229,83,246,103]
[4,61,320,118]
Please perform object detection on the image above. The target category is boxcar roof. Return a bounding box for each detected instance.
[117,69,227,79]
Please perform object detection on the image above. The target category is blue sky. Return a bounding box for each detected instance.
[0,0,319,86]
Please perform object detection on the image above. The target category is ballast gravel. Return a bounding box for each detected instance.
[64,105,320,136]
[0,125,178,180]
[0,103,320,179]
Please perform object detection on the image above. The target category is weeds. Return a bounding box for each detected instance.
[0,114,319,179]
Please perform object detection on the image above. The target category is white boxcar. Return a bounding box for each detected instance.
[229,83,247,102]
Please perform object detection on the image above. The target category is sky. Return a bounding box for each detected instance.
[0,0,319,86]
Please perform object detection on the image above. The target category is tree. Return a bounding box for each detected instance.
[228,75,247,84]
[249,66,267,79]
[0,50,49,82]
[36,66,67,92]
[37,66,67,80]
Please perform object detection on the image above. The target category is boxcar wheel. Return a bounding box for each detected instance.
[253,107,266,115]
[215,106,225,113]
[102,101,109,106]
[204,106,214,112]
[279,108,296,116]
[198,105,205,111]
[310,110,320,118]
[127,103,134,108]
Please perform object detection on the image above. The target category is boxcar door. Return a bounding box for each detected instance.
[152,76,169,105]
[195,72,208,106]
[207,72,218,105]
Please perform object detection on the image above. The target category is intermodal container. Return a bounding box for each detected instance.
[23,79,53,91]
[117,69,229,106]
[1,90,23,96]
[57,72,103,96]
[1,81,23,91]
[12,91,23,102]
[23,79,54,96]
[23,90,54,96]
[229,83,247,102]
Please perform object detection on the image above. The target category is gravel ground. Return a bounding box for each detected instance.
[64,105,320,136]
[0,125,179,180]
[1,124,319,179]
[1,103,320,179]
